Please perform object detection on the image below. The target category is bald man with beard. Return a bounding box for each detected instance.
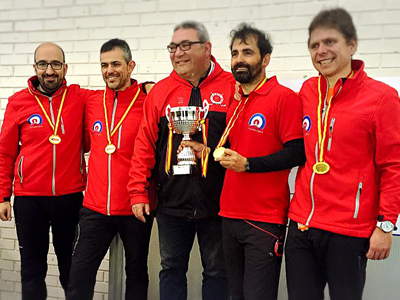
[0,42,93,300]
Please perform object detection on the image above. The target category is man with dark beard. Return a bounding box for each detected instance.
[0,42,93,299]
[214,23,306,300]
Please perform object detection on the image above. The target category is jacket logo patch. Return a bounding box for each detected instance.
[209,92,226,106]
[27,114,43,125]
[249,113,266,130]
[92,121,103,133]
[302,115,311,132]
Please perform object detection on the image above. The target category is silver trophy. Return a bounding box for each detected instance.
[166,100,209,175]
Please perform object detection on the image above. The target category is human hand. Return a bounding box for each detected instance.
[178,140,210,160]
[132,203,150,223]
[215,148,247,172]
[366,227,393,260]
[0,201,12,221]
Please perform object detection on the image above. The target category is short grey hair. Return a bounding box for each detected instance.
[174,21,210,42]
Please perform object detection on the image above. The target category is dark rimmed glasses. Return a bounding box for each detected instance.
[35,61,64,70]
[167,41,204,53]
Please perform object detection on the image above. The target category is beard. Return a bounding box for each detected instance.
[232,61,263,84]
[38,74,63,93]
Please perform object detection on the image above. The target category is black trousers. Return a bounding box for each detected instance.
[285,220,369,300]
[66,207,153,300]
[13,192,83,300]
[222,217,286,300]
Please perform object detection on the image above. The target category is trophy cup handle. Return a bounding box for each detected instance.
[165,104,171,123]
[202,99,209,120]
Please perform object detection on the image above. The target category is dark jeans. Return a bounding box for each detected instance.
[66,207,153,300]
[13,192,83,300]
[285,220,369,300]
[156,213,229,300]
[222,217,286,300]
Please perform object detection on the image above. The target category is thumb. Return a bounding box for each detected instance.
[145,204,150,215]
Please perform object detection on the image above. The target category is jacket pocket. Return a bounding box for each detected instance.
[353,182,363,218]
[327,118,335,151]
[17,156,24,185]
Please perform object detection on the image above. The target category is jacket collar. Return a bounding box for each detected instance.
[27,75,67,98]
[318,59,366,93]
[239,76,279,100]
[104,79,139,102]
[170,56,223,88]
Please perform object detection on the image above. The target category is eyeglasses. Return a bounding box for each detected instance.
[35,61,63,70]
[167,41,204,53]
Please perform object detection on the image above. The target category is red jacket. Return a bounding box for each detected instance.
[219,77,303,224]
[128,57,236,219]
[83,80,154,215]
[289,60,400,238]
[0,76,92,200]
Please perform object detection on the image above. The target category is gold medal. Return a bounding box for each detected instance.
[313,161,330,174]
[213,147,226,159]
[49,134,61,145]
[105,144,116,154]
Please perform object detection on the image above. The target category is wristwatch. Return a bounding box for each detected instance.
[244,160,250,172]
[376,220,396,233]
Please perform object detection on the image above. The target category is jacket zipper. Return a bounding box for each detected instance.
[80,148,84,177]
[306,142,318,226]
[117,125,122,149]
[17,156,24,185]
[353,182,363,218]
[60,116,65,134]
[307,81,343,225]
[49,97,57,195]
[327,118,336,151]
[107,96,118,216]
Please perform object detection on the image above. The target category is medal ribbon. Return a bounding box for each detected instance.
[28,87,67,137]
[200,119,208,177]
[216,77,267,148]
[165,123,174,175]
[316,71,354,164]
[103,87,141,148]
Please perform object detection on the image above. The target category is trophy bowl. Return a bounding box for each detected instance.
[167,105,208,175]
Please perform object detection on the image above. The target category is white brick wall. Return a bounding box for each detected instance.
[1,0,400,299]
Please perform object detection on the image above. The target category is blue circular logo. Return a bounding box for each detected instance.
[93,121,103,133]
[302,116,311,132]
[27,114,43,125]
[249,113,266,130]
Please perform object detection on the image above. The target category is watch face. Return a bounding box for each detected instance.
[381,221,394,232]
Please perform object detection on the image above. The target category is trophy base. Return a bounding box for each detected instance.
[173,164,192,175]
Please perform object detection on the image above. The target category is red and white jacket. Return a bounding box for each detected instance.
[219,77,303,224]
[128,57,236,219]
[83,80,155,216]
[289,60,400,238]
[0,76,92,201]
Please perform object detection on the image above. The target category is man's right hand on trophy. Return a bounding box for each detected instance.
[178,141,210,160]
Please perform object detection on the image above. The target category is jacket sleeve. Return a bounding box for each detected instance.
[0,98,20,201]
[373,88,400,225]
[128,88,160,206]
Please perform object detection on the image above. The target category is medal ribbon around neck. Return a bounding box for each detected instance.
[213,77,267,158]
[314,71,354,174]
[28,87,67,145]
[103,87,140,154]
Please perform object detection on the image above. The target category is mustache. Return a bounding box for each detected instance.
[43,74,59,78]
[232,62,251,72]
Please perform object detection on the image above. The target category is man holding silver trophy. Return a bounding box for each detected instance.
[128,21,235,300]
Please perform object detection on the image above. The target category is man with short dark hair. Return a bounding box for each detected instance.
[66,38,154,300]
[214,23,305,300]
[286,8,400,300]
[0,42,92,300]
[128,21,234,300]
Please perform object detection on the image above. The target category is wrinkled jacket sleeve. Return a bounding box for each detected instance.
[128,88,160,206]
[374,88,400,225]
[0,98,20,201]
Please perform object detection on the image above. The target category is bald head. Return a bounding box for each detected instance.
[34,42,65,63]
